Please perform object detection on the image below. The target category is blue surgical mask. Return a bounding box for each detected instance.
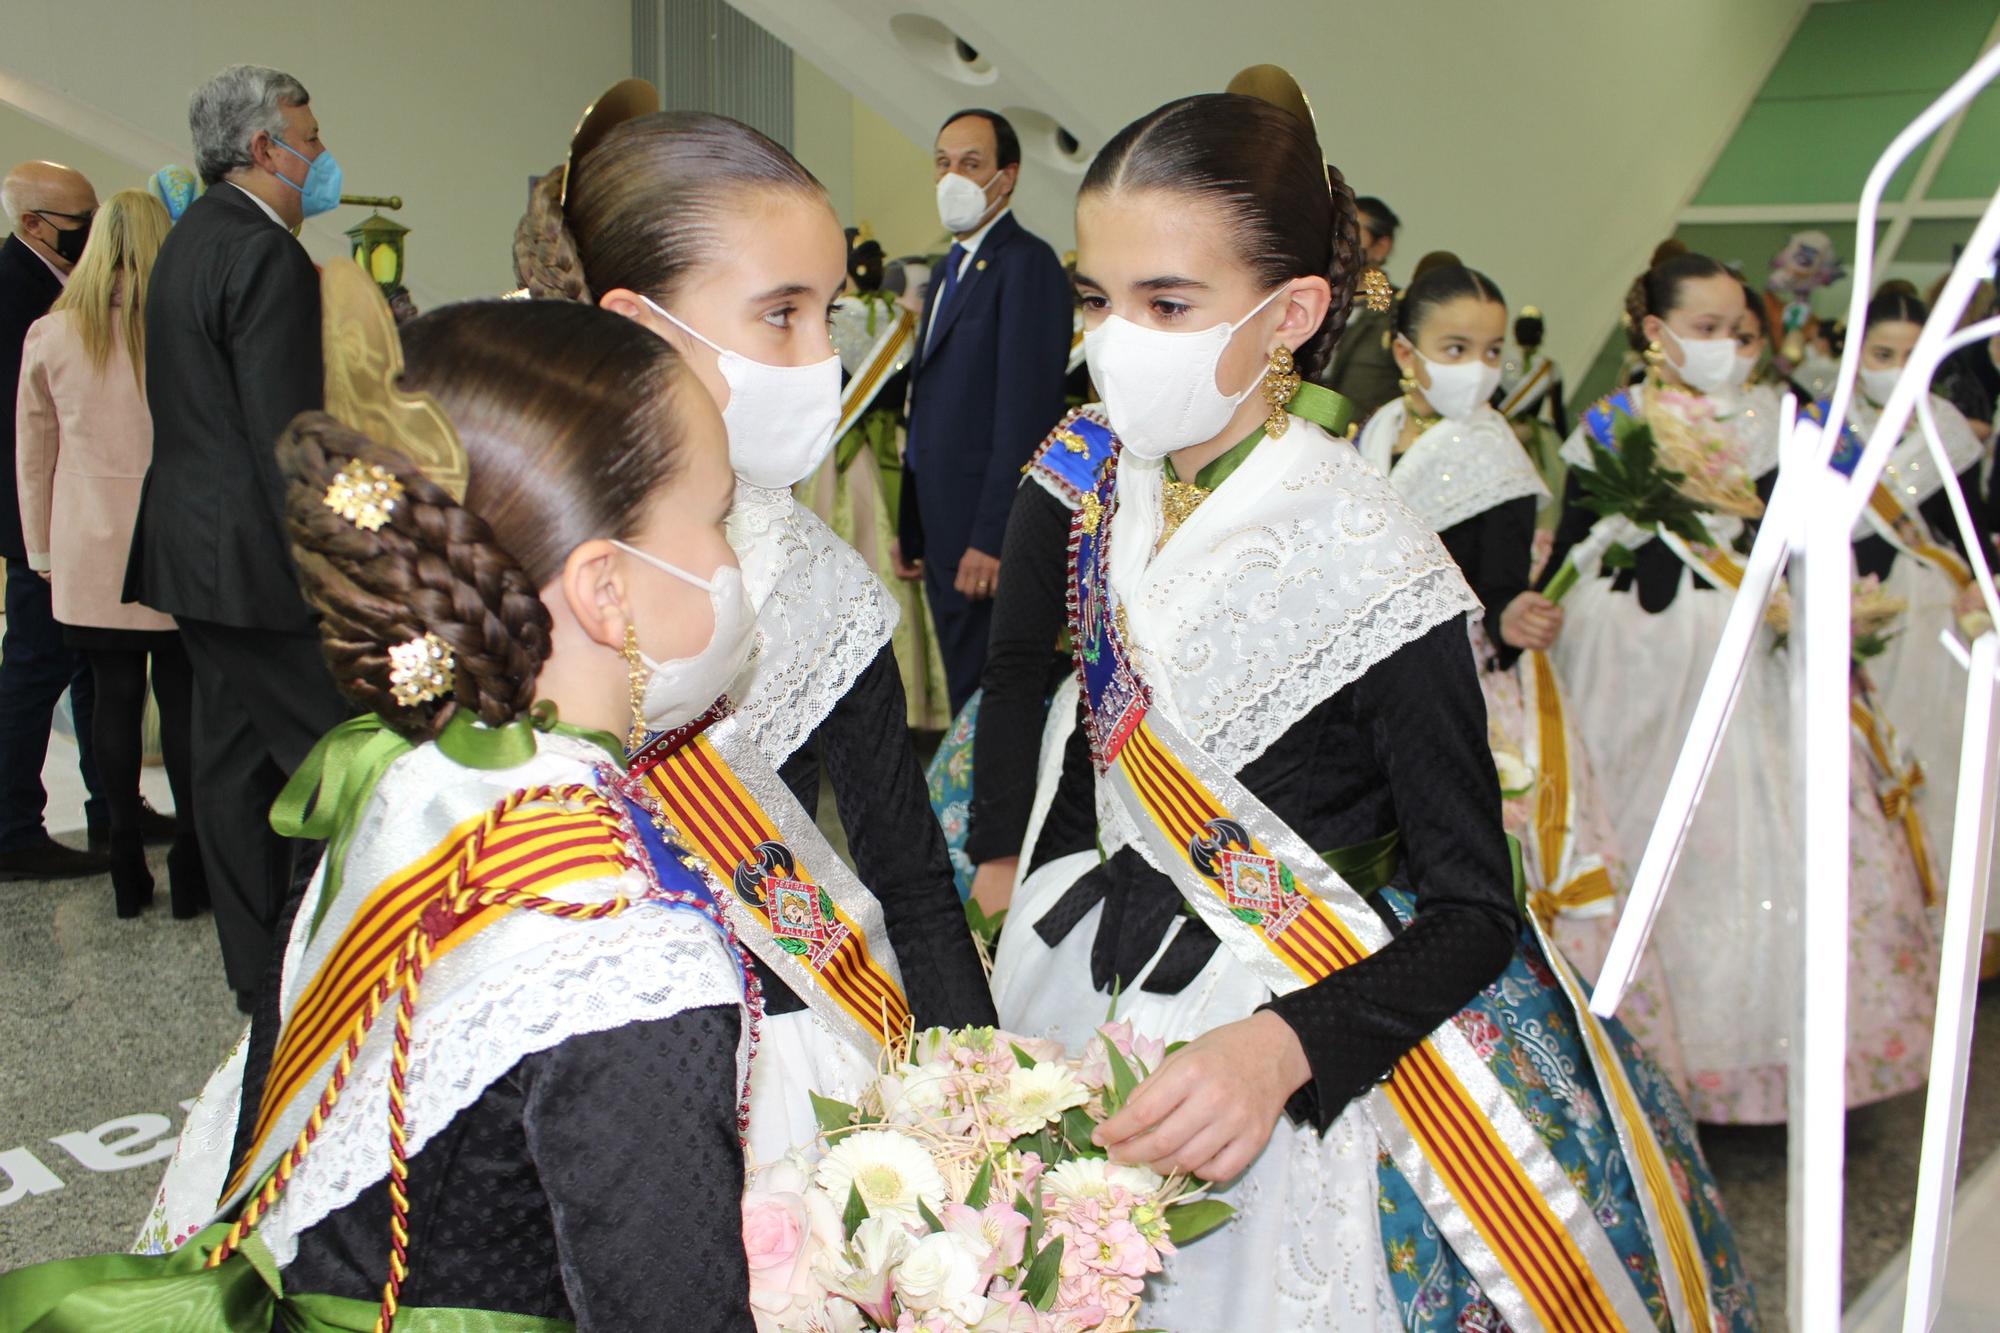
[270,137,342,219]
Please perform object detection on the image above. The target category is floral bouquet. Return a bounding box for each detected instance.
[1763,572,1905,663]
[1543,390,1763,603]
[741,1023,1234,1333]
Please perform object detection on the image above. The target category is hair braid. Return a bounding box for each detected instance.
[512,164,592,303]
[279,414,553,741]
[1313,162,1364,378]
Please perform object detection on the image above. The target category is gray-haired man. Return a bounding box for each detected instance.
[126,64,347,1010]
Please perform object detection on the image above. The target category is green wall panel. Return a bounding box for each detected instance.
[1930,80,2000,197]
[1760,0,1996,99]
[1695,92,1932,204]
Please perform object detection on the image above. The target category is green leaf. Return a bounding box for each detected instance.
[810,1091,858,1134]
[1164,1039,1189,1057]
[1164,1198,1237,1245]
[917,1197,945,1234]
[1601,542,1636,571]
[1102,1034,1141,1111]
[1229,906,1265,925]
[1010,1042,1038,1069]
[777,936,811,957]
[1023,1236,1066,1310]
[1104,974,1123,1023]
[819,889,837,919]
[965,897,1006,950]
[1062,1106,1102,1156]
[1015,1126,1059,1166]
[842,1183,868,1240]
[965,1157,995,1209]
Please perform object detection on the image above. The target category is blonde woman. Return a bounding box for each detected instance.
[17,188,200,918]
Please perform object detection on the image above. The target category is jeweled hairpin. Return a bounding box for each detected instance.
[388,632,455,707]
[1359,267,1393,314]
[324,459,405,532]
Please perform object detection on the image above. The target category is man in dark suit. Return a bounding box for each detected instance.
[0,160,107,880]
[896,110,1071,715]
[127,65,346,1008]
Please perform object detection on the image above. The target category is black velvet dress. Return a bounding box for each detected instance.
[284,1008,755,1329]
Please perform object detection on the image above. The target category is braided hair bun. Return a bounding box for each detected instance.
[1624,238,1728,354]
[279,299,695,742]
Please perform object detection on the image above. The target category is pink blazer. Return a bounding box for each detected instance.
[15,309,175,632]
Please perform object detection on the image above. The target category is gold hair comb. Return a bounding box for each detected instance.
[560,79,660,209]
[320,259,469,501]
[388,632,456,707]
[323,459,405,531]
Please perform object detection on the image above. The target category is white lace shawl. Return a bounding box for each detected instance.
[1107,414,1478,813]
[1358,402,1549,533]
[236,732,748,1268]
[726,483,898,765]
[1848,392,1983,510]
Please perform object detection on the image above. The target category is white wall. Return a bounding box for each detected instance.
[0,0,630,308]
[739,0,1810,377]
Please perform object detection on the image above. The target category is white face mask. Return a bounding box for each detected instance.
[1411,352,1502,421]
[935,170,998,234]
[1082,286,1286,460]
[638,295,842,491]
[1722,351,1758,391]
[1664,327,1742,395]
[1859,365,1902,406]
[612,541,758,731]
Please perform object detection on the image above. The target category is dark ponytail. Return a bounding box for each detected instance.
[1624,238,1730,353]
[1081,93,1360,379]
[1392,254,1504,342]
[278,301,695,741]
[514,111,826,305]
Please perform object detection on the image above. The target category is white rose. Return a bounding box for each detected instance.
[878,1059,956,1124]
[816,1129,949,1224]
[1492,750,1536,798]
[996,1063,1090,1138]
[895,1230,989,1323]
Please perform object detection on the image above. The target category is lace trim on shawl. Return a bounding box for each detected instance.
[1359,402,1549,534]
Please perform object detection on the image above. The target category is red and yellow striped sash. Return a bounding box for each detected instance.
[1523,654,1713,1331]
[1870,484,1974,589]
[1117,719,1628,1333]
[834,308,916,443]
[637,732,909,1045]
[228,800,627,1198]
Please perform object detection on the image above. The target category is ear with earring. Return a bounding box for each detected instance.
[623,624,647,753]
[1643,339,1665,368]
[1262,345,1300,437]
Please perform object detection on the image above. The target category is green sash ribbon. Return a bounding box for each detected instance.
[0,1226,572,1333]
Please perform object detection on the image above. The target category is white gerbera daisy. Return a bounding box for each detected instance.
[1042,1156,1165,1204]
[995,1062,1091,1138]
[815,1129,948,1223]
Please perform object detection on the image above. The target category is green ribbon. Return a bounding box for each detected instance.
[1320,828,1403,897]
[1163,381,1356,492]
[0,1226,573,1332]
[272,705,624,939]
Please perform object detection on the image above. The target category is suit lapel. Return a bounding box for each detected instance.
[1,235,63,309]
[922,212,1020,367]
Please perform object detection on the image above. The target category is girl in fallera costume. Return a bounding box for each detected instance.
[991,93,1754,1332]
[1548,244,1940,1123]
[8,283,760,1330]
[514,84,993,1165]
[1358,257,1689,1092]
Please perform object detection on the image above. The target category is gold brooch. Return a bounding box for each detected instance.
[1358,266,1393,314]
[1058,429,1090,455]
[1158,479,1209,549]
[1078,491,1103,535]
[324,460,405,532]
[387,632,455,707]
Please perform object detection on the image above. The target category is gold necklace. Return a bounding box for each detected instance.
[1402,395,1443,433]
[1158,478,1209,550]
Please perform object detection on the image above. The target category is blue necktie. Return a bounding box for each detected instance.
[927,242,967,351]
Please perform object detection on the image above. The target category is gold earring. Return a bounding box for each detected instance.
[1262,345,1300,437]
[1643,339,1665,368]
[623,624,647,754]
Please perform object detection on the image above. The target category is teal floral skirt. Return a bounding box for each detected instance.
[924,691,981,899]
[1373,889,1760,1332]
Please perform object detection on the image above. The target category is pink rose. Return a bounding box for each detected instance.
[743,1188,816,1318]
